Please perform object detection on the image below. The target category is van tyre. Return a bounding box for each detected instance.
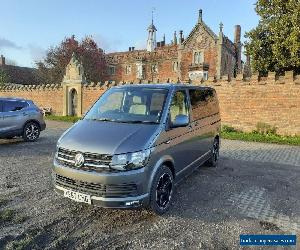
[207,138,219,167]
[148,165,174,215]
[22,122,40,142]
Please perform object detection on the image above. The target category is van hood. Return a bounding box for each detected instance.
[57,119,160,155]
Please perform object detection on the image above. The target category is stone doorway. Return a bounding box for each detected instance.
[69,88,78,116]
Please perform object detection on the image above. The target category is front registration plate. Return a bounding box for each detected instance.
[64,189,91,204]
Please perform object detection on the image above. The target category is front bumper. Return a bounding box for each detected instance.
[53,160,151,208]
[54,184,149,208]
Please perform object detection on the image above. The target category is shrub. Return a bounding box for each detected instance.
[222,125,238,133]
[255,122,277,135]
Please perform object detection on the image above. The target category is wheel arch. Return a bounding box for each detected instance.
[147,155,175,193]
[23,119,41,131]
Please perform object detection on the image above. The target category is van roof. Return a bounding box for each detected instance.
[113,83,214,90]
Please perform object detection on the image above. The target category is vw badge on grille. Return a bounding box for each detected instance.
[74,153,84,167]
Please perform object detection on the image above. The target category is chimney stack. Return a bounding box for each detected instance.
[234,25,241,44]
[0,55,5,66]
[129,47,132,51]
[173,31,177,45]
[198,9,202,23]
[179,30,183,44]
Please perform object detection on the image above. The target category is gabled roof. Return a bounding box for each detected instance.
[183,20,218,46]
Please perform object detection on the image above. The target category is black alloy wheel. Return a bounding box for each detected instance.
[149,165,174,215]
[156,173,173,209]
[23,122,40,142]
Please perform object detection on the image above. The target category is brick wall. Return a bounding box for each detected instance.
[0,84,64,115]
[81,84,106,112]
[1,71,299,135]
[201,72,300,135]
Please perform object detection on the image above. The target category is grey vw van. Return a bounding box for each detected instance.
[53,84,221,214]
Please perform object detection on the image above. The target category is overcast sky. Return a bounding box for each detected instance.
[0,0,258,67]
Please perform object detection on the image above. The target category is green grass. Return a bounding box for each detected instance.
[6,236,33,250]
[45,115,80,123]
[0,200,28,224]
[221,125,300,146]
[0,198,9,208]
[0,209,15,223]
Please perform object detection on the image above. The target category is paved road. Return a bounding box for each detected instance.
[0,120,299,249]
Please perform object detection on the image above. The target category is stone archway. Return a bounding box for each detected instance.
[69,88,78,116]
[62,54,85,116]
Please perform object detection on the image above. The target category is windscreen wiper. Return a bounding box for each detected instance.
[126,120,158,124]
[90,118,115,122]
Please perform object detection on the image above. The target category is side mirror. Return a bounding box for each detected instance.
[171,114,189,128]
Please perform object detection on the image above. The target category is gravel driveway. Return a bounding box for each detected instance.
[0,120,299,249]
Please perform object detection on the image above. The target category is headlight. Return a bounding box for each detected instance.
[110,149,150,171]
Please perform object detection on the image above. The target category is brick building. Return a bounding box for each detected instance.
[103,9,242,83]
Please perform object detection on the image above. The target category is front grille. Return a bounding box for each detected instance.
[56,147,116,173]
[55,174,138,198]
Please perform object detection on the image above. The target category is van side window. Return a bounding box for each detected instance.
[189,88,219,121]
[3,101,28,112]
[170,90,189,123]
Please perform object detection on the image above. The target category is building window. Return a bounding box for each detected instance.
[151,64,158,73]
[172,61,179,72]
[125,65,132,75]
[194,51,204,64]
[108,66,116,75]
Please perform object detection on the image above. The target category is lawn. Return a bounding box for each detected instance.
[44,115,81,123]
[221,126,300,146]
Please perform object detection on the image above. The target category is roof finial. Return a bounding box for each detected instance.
[151,7,155,25]
[198,9,202,23]
[219,22,224,33]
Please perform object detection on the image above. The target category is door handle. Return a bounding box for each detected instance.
[23,112,28,116]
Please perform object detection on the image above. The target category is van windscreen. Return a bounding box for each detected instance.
[84,87,169,124]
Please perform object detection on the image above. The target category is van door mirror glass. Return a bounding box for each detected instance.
[171,114,189,128]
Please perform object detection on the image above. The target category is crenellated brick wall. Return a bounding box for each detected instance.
[0,71,299,135]
[200,71,300,135]
[0,84,64,115]
[81,83,106,113]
